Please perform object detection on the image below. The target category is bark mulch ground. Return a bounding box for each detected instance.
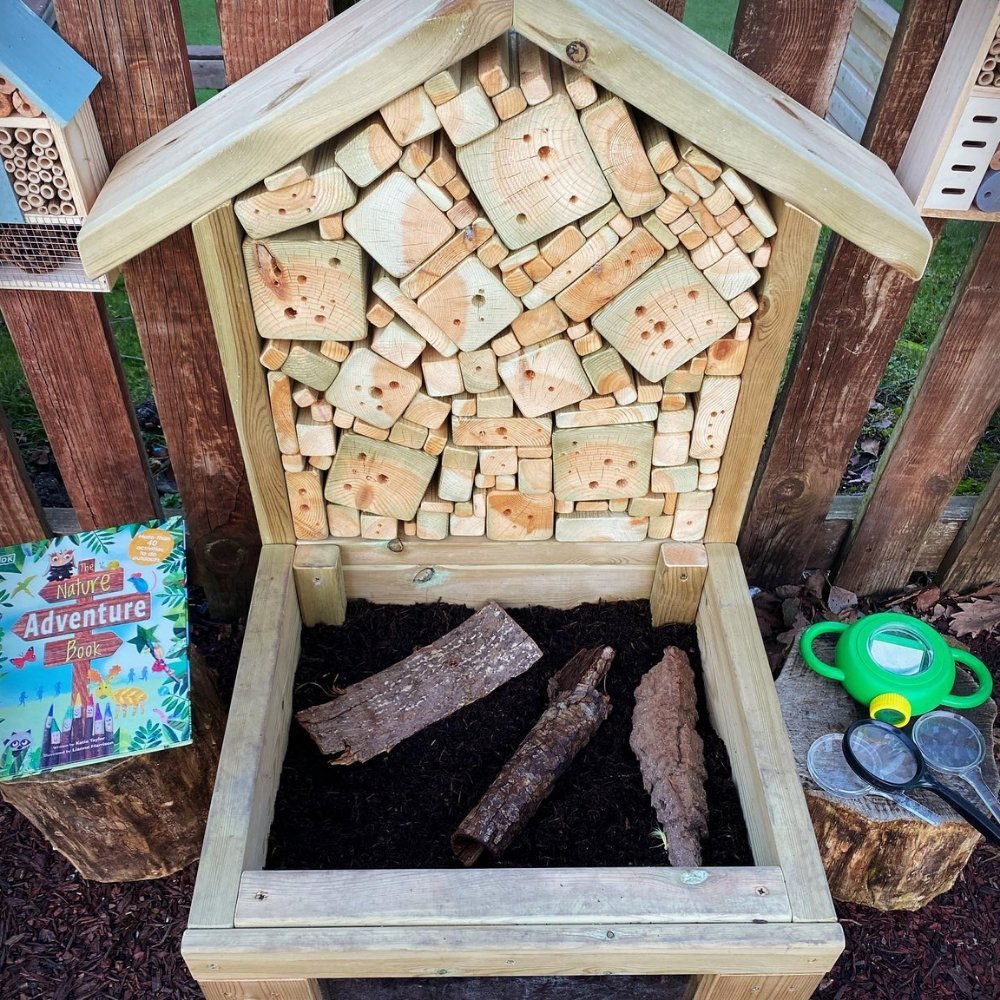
[0,592,998,999]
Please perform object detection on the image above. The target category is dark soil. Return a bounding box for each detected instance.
[1,594,998,999]
[268,599,750,870]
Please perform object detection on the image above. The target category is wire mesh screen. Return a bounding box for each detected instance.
[0,222,109,291]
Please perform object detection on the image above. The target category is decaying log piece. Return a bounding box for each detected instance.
[777,640,997,910]
[630,646,708,867]
[452,645,615,865]
[297,602,542,763]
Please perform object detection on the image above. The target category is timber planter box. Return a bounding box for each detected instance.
[76,0,931,996]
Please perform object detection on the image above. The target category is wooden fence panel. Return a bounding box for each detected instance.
[730,0,856,111]
[939,465,1000,592]
[0,290,158,531]
[650,0,685,18]
[836,225,1000,596]
[55,0,260,617]
[218,0,329,84]
[740,0,962,587]
[0,404,48,546]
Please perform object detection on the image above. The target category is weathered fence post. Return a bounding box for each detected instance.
[0,404,48,545]
[217,0,329,84]
[730,0,856,111]
[0,289,159,530]
[54,0,260,617]
[836,225,1000,595]
[939,464,1000,592]
[740,0,963,587]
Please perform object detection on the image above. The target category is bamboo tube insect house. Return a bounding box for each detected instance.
[78,0,931,997]
[0,0,113,291]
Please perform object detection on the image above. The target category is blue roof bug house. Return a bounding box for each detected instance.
[0,0,112,290]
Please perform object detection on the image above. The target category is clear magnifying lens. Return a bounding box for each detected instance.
[866,622,934,676]
[807,733,868,797]
[808,732,940,825]
[913,710,1000,824]
[846,721,920,786]
[912,711,984,772]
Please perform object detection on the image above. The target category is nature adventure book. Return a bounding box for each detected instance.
[0,516,189,780]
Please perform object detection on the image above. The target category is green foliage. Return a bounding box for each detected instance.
[68,527,119,555]
[127,720,163,752]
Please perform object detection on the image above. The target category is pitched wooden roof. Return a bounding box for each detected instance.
[0,0,100,126]
[79,0,931,280]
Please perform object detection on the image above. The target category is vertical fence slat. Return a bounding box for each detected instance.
[740,0,961,587]
[218,0,329,84]
[729,0,856,112]
[0,404,48,545]
[939,464,1000,592]
[0,290,159,531]
[649,0,686,19]
[55,0,260,616]
[836,226,1000,596]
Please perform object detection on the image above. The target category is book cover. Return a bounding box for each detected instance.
[0,516,189,780]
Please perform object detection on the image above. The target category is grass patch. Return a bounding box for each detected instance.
[178,0,220,46]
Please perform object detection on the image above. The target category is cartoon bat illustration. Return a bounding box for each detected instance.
[11,647,36,670]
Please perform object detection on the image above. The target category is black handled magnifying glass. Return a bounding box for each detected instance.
[843,719,1000,846]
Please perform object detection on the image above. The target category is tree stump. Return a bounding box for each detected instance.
[0,648,226,882]
[776,635,998,910]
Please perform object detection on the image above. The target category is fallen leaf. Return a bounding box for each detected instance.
[950,595,1000,638]
[914,587,941,614]
[828,584,859,617]
[860,438,881,456]
[781,597,802,628]
[803,570,826,602]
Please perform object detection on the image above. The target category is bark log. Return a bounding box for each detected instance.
[452,646,615,865]
[297,602,543,763]
[0,649,226,882]
[630,646,708,867]
[776,638,998,910]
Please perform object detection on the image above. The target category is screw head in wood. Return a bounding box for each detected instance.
[565,40,589,64]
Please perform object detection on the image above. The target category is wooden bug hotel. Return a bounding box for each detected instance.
[0,0,111,291]
[78,0,931,997]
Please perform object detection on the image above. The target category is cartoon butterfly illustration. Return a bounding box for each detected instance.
[12,647,36,670]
